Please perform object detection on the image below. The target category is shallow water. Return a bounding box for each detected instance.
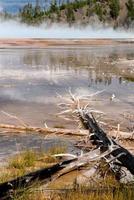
[0,46,133,124]
[0,45,133,160]
[0,133,78,164]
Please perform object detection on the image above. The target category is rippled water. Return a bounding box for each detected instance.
[0,45,133,161]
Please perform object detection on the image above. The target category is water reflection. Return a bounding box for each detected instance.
[0,45,133,162]
[0,46,133,126]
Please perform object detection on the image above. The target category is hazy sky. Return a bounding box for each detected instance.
[0,0,45,13]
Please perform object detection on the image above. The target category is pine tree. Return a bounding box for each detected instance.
[126,0,134,20]
[109,0,120,19]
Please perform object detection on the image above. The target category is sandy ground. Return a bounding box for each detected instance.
[0,38,133,48]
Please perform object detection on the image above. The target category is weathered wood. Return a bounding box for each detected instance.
[54,148,114,180]
[0,123,133,140]
[0,148,114,199]
[0,123,87,136]
[0,100,133,198]
[0,159,75,199]
[78,112,134,178]
[0,88,134,200]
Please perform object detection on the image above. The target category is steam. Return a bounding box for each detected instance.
[0,19,134,38]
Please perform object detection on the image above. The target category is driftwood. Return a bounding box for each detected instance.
[0,123,87,137]
[0,92,134,198]
[0,147,116,199]
[56,92,134,182]
[0,123,133,141]
[0,145,116,199]
[0,159,76,199]
[78,111,134,177]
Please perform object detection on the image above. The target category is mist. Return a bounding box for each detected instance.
[0,19,134,39]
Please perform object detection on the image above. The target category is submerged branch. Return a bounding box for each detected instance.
[0,123,87,136]
[0,123,133,141]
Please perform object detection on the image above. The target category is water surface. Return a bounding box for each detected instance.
[0,46,133,124]
[0,45,133,161]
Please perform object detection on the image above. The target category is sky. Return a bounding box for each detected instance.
[0,0,45,13]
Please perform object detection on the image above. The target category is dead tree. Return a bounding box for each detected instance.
[0,159,76,199]
[78,111,134,177]
[57,90,134,181]
[0,91,134,199]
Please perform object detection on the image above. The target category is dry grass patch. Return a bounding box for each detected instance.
[0,146,66,184]
[47,144,67,155]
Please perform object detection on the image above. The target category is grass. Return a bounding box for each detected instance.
[0,145,66,184]
[58,187,134,200]
[54,175,134,200]
[47,144,67,155]
[0,146,67,199]
[12,181,134,200]
[0,148,134,199]
[9,150,37,169]
[12,188,47,200]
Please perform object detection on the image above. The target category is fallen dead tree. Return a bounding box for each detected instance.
[0,159,76,199]
[77,111,134,179]
[0,141,118,199]
[0,123,133,141]
[0,104,133,140]
[54,92,134,183]
[0,92,134,199]
[0,123,87,137]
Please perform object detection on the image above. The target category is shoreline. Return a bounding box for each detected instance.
[0,38,134,48]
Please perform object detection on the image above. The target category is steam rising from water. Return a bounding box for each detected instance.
[0,20,134,38]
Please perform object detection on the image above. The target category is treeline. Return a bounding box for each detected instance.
[20,0,118,24]
[19,3,45,24]
[1,0,134,27]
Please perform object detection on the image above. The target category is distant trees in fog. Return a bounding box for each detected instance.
[9,0,133,26]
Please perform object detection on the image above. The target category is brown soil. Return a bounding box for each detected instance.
[0,39,133,48]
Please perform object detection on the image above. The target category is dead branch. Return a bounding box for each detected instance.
[1,110,28,127]
[0,123,133,141]
[0,159,75,199]
[0,91,134,199]
[57,92,134,182]
[0,123,87,136]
